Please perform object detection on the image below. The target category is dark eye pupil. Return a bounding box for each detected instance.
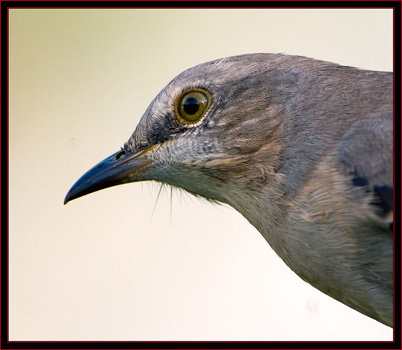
[183,97,200,115]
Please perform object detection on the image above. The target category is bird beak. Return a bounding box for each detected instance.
[64,146,155,205]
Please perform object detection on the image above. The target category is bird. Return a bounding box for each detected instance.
[64,53,393,327]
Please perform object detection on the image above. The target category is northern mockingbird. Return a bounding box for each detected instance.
[65,53,393,327]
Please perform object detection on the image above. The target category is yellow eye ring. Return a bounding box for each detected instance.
[175,89,211,124]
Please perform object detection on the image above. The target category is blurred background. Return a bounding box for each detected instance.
[9,9,393,341]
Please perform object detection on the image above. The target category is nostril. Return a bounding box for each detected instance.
[115,149,126,160]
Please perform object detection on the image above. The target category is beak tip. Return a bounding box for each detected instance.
[63,191,74,205]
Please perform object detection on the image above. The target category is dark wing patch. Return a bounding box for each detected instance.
[351,172,370,191]
[371,185,393,218]
[337,114,393,224]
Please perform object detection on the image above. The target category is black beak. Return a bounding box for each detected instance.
[64,147,154,204]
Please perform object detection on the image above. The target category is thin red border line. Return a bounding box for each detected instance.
[0,3,2,350]
[4,5,397,346]
[395,3,398,338]
[4,5,397,345]
[4,5,398,8]
[4,3,6,348]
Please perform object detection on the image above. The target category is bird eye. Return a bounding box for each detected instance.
[175,89,210,124]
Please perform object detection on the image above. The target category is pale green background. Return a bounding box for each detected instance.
[9,9,393,341]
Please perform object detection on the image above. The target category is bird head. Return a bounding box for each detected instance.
[64,54,290,207]
[64,54,394,327]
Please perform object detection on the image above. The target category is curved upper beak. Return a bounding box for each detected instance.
[64,147,154,205]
